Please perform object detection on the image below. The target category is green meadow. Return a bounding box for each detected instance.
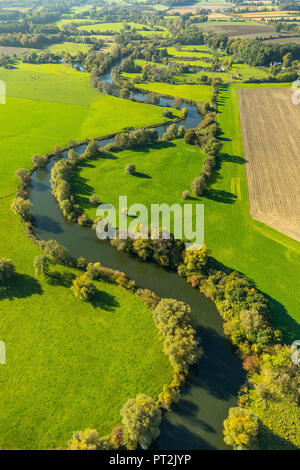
[47,42,92,55]
[137,82,212,102]
[0,62,178,449]
[77,22,150,33]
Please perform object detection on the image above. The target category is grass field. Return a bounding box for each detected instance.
[0,265,171,449]
[0,63,179,449]
[47,42,92,55]
[137,82,212,102]
[238,87,300,242]
[77,22,151,33]
[71,139,206,222]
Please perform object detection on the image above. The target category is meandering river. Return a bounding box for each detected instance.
[28,59,244,450]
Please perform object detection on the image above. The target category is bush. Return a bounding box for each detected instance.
[15,168,31,185]
[71,274,96,301]
[0,258,15,284]
[162,109,172,118]
[89,195,100,206]
[33,255,50,278]
[125,164,135,175]
[78,214,91,226]
[76,257,87,270]
[182,190,190,200]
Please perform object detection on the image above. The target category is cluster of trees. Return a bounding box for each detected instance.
[50,142,99,224]
[110,229,185,269]
[153,298,201,373]
[223,407,259,450]
[107,127,159,151]
[184,93,221,197]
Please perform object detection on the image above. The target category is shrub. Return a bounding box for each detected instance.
[71,274,96,301]
[120,394,161,450]
[125,164,135,175]
[162,109,172,118]
[223,407,259,450]
[78,214,91,226]
[184,128,197,145]
[89,195,100,206]
[182,190,190,200]
[0,258,15,284]
[137,288,160,309]
[68,429,108,450]
[76,257,87,270]
[33,255,50,278]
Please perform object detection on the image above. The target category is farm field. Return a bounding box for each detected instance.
[0,45,31,55]
[265,36,300,45]
[195,22,277,37]
[238,87,300,242]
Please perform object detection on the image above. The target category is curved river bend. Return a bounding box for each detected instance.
[28,60,244,450]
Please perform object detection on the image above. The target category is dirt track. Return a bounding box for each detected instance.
[238,87,300,242]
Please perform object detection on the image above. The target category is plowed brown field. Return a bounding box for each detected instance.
[238,87,300,242]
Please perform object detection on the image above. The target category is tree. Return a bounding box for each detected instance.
[125,164,135,175]
[11,197,32,220]
[15,168,31,184]
[191,174,208,196]
[32,154,48,168]
[120,394,161,450]
[0,258,15,284]
[71,274,96,301]
[223,407,258,450]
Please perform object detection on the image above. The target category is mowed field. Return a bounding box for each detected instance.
[238,88,300,242]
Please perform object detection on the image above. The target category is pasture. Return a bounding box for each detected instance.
[0,268,171,449]
[195,21,277,37]
[238,87,300,242]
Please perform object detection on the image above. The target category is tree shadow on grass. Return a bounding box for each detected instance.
[257,421,299,450]
[91,290,120,312]
[0,274,43,300]
[46,270,76,288]
[205,188,237,204]
[220,153,246,164]
[133,171,152,179]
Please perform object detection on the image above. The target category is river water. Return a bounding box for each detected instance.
[28,58,244,450]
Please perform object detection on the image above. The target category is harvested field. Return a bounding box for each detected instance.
[0,45,31,55]
[196,22,277,37]
[264,36,300,44]
[238,87,300,242]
